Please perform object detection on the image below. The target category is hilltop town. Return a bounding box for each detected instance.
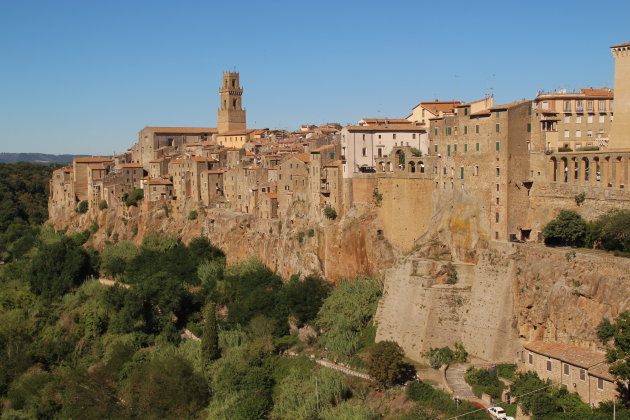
[46,42,630,407]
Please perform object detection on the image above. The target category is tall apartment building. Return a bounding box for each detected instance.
[533,89,614,151]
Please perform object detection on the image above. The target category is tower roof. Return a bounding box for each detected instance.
[611,41,630,49]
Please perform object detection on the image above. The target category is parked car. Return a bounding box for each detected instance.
[487,406,507,418]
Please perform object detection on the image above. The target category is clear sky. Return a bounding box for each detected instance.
[1,0,628,155]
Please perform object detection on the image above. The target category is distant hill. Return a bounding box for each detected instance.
[0,153,90,164]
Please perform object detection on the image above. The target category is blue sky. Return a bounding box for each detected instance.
[0,0,628,155]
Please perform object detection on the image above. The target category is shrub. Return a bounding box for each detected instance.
[366,341,406,386]
[296,231,305,243]
[188,210,198,220]
[123,188,144,207]
[410,147,422,157]
[579,145,599,151]
[497,363,517,380]
[424,343,467,369]
[589,209,630,252]
[76,200,89,213]
[574,192,586,206]
[443,262,458,284]
[558,146,573,152]
[323,207,337,220]
[98,200,108,210]
[543,210,587,247]
[89,221,99,234]
[407,380,435,401]
[306,229,315,237]
[373,189,383,207]
[464,366,504,399]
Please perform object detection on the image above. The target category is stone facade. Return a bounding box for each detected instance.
[610,42,630,149]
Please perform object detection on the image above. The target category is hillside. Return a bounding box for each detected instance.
[0,153,88,164]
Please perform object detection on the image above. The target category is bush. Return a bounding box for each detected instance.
[123,189,144,207]
[497,363,517,380]
[98,200,108,210]
[443,262,458,284]
[464,366,504,399]
[558,146,573,152]
[407,380,434,401]
[410,147,422,157]
[323,207,337,220]
[366,341,406,386]
[296,231,305,243]
[424,343,467,369]
[579,145,599,151]
[543,210,587,247]
[188,210,198,220]
[589,209,630,252]
[76,200,88,213]
[574,192,586,206]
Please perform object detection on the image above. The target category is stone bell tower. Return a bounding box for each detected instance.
[217,72,247,134]
[609,42,630,149]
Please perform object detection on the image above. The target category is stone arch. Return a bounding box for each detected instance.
[550,157,558,182]
[419,161,425,173]
[409,161,416,173]
[581,156,589,182]
[387,161,392,172]
[561,157,569,182]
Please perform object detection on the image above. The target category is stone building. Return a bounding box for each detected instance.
[406,100,466,125]
[146,178,174,201]
[341,124,428,179]
[132,127,217,166]
[72,157,113,201]
[519,341,619,406]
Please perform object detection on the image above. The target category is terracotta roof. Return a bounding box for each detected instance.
[205,170,226,174]
[145,127,218,134]
[149,157,165,163]
[581,88,614,97]
[264,192,278,199]
[524,341,606,369]
[74,157,112,163]
[191,156,218,162]
[413,100,463,114]
[360,118,411,124]
[148,178,173,185]
[120,163,144,168]
[344,124,425,132]
[293,153,310,163]
[470,109,492,117]
[588,362,616,381]
[611,42,630,49]
[88,164,106,170]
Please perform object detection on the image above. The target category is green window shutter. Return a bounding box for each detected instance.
[527,123,531,132]
[447,144,451,156]
[496,123,500,133]
[460,167,464,179]
[434,128,438,136]
[464,126,468,135]
[476,125,480,134]
[443,167,446,175]
[476,143,480,151]
[495,141,500,151]
[464,144,468,152]
[454,144,457,152]
[434,144,438,153]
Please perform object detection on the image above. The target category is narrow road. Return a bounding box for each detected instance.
[315,359,373,381]
[445,364,476,400]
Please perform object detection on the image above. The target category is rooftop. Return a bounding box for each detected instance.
[524,341,606,369]
[145,126,218,134]
[611,41,630,49]
[344,124,425,132]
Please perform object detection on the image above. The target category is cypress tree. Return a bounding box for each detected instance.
[202,302,220,361]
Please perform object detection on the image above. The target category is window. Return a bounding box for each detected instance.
[528,353,533,364]
[599,101,606,112]
[434,128,438,136]
[464,126,468,135]
[362,147,367,157]
[564,130,570,138]
[495,212,500,223]
[587,130,593,137]
[495,111,501,118]
[435,144,438,153]
[563,363,569,375]
[496,167,500,176]
[464,107,469,116]
[464,144,468,152]
[378,134,381,139]
[527,123,531,132]
[496,184,500,192]
[447,144,451,156]
[476,125,480,134]
[362,134,365,140]
[597,378,604,391]
[474,166,479,176]
[547,360,552,371]
[454,144,458,152]
[576,115,582,123]
[495,232,499,239]
[443,167,447,175]
[542,101,549,110]
[579,369,586,381]
[412,133,416,139]
[587,115,593,123]
[393,134,397,140]
[587,100,594,112]
[564,101,571,112]
[495,141,500,151]
[496,123,501,133]
[460,167,464,179]
[496,197,500,205]
[576,100,584,112]
[599,115,605,123]
[576,130,582,138]
[476,143,480,151]
[564,115,571,123]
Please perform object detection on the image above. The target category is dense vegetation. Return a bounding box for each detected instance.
[543,208,630,254]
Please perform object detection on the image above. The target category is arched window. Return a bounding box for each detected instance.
[232,79,235,87]
[419,161,425,173]
[409,161,416,173]
[233,99,237,109]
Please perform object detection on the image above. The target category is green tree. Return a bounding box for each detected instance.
[98,200,108,210]
[366,341,406,386]
[202,303,220,361]
[590,209,630,252]
[598,311,630,380]
[76,200,88,213]
[543,210,587,247]
[324,207,337,220]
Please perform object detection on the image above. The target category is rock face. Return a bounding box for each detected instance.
[48,198,397,282]
[375,239,630,363]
